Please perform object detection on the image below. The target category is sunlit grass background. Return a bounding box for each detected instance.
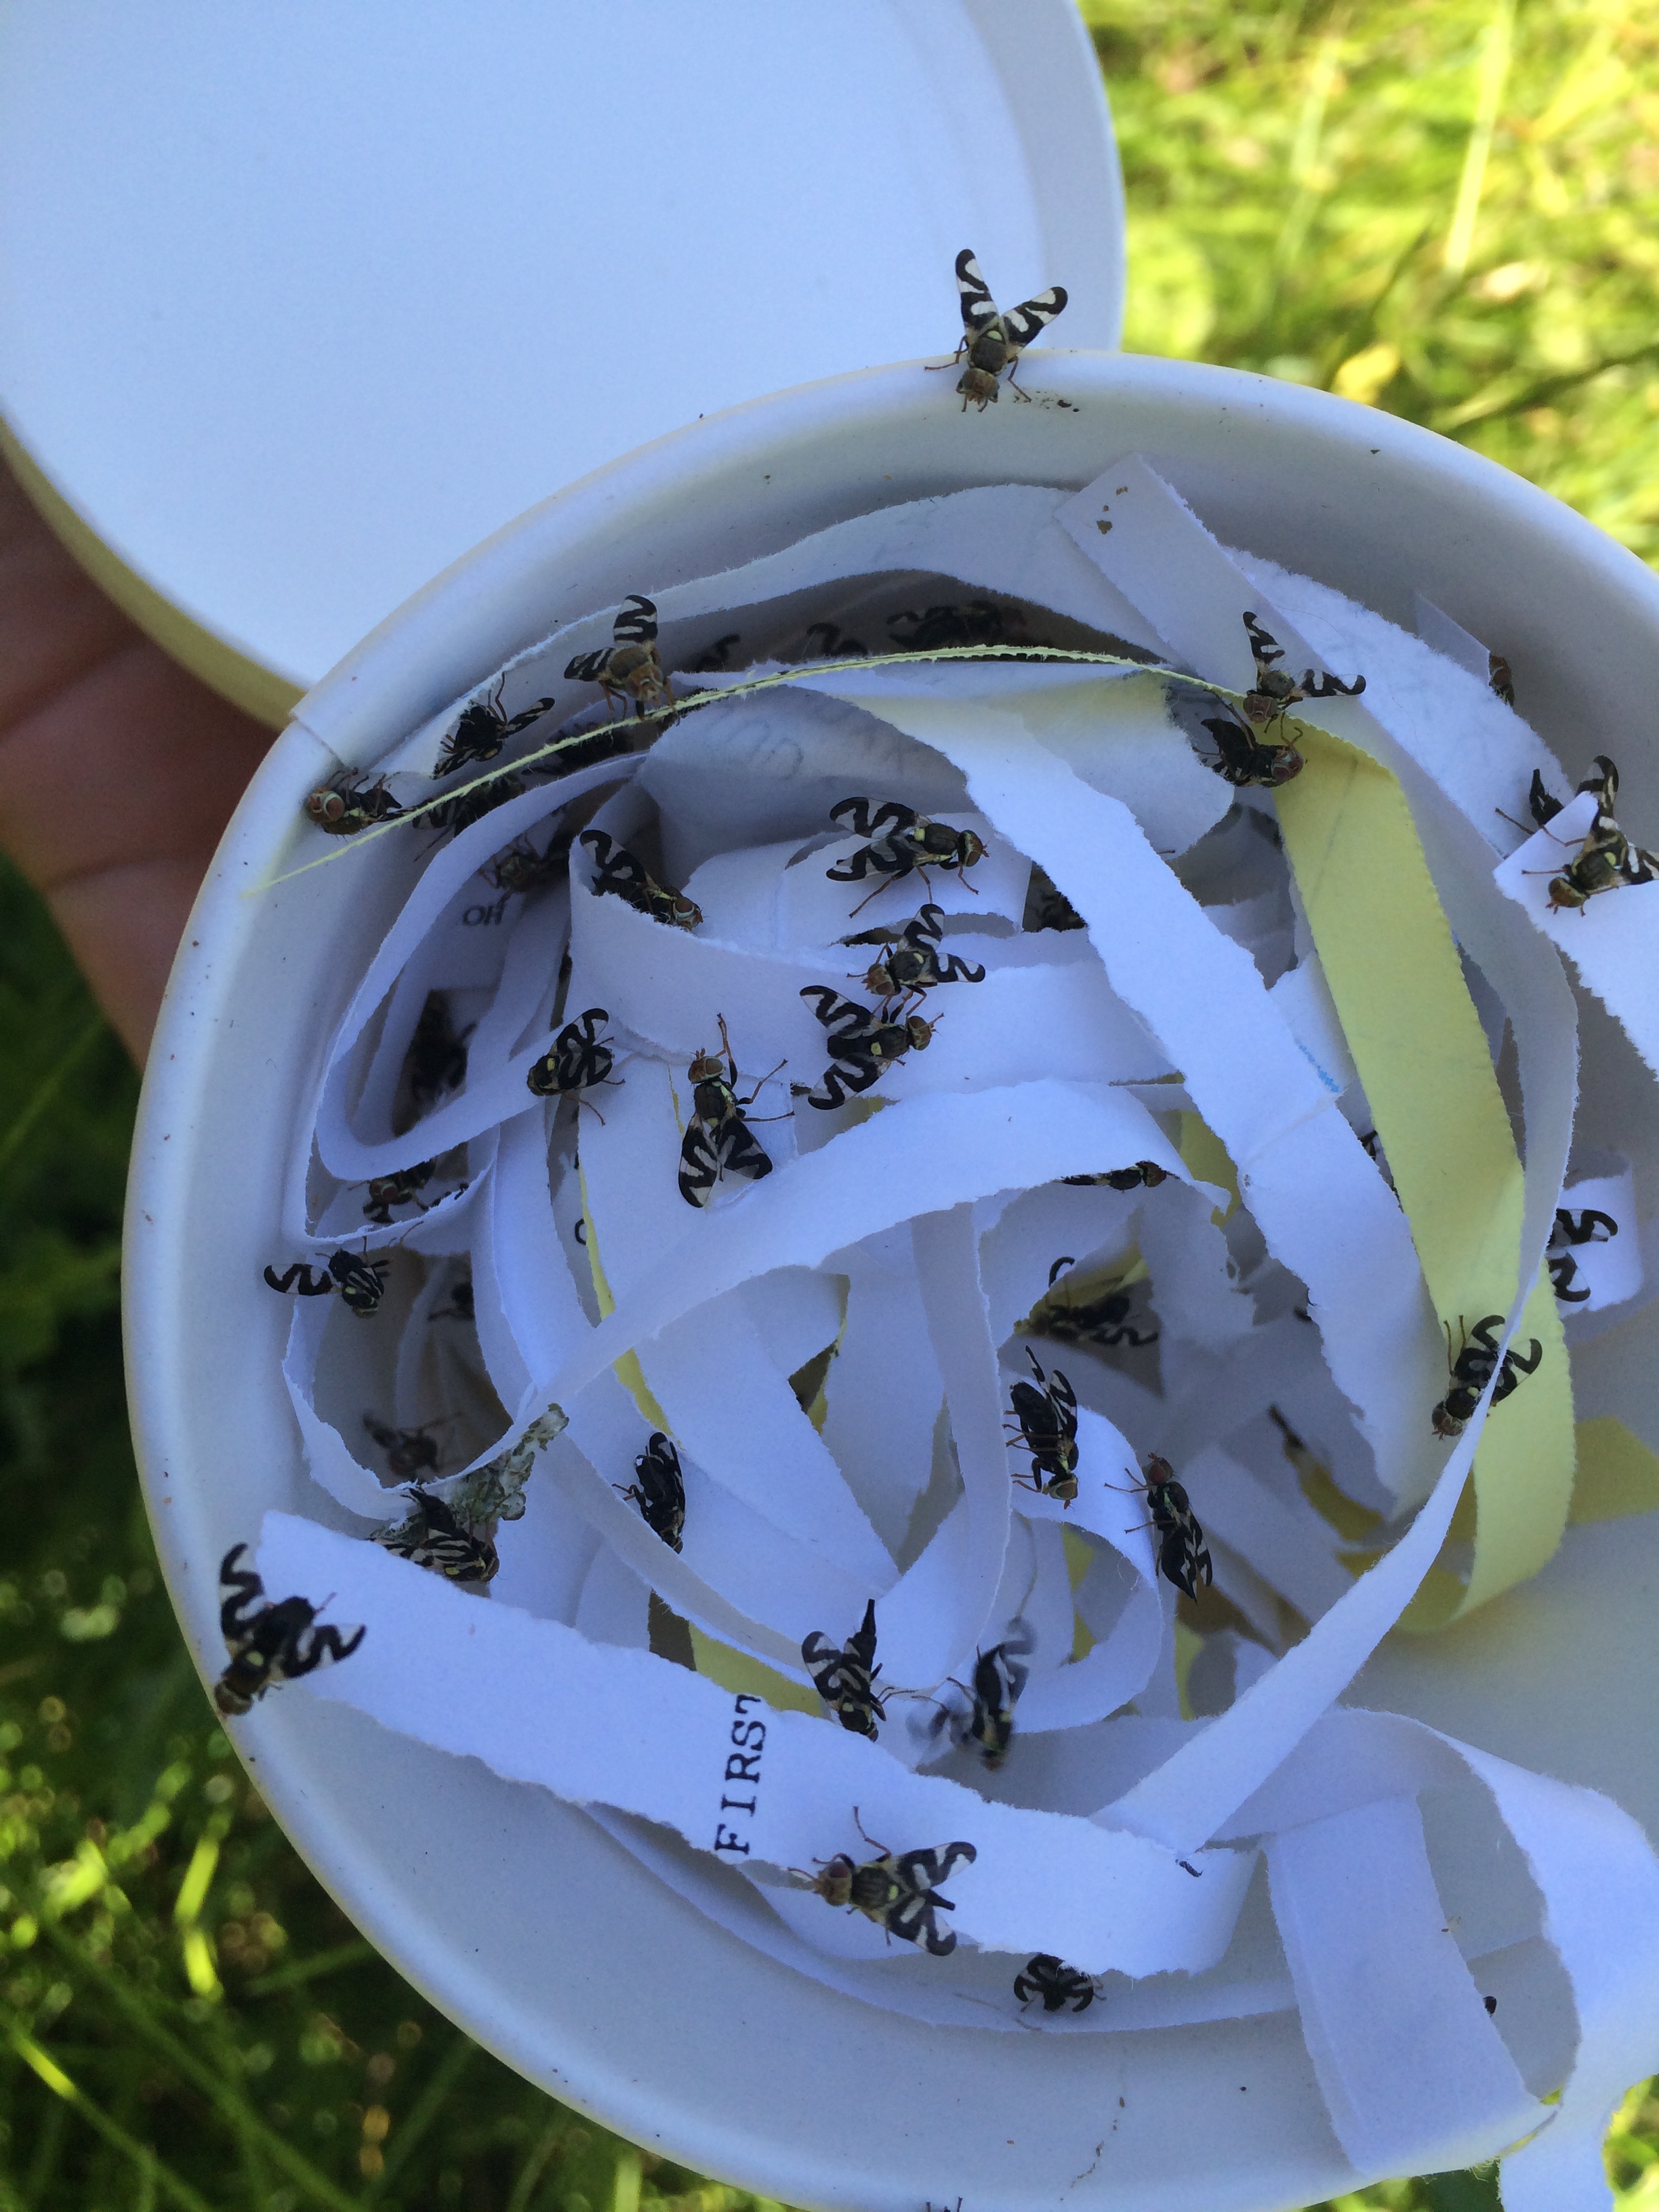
[2,1,1658,2205]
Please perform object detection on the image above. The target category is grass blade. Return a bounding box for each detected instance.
[35,1916,362,2212]
[0,1012,104,1184]
[242,1938,378,1996]
[3,2011,216,2212]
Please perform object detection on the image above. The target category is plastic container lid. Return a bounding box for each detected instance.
[0,0,1124,717]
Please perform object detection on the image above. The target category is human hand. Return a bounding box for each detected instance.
[0,451,275,1061]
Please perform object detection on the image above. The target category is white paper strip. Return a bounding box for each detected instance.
[798,674,1443,1504]
[258,1511,1254,1975]
[1056,456,1561,846]
[1269,1795,1544,2175]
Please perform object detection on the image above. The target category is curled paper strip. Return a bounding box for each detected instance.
[247,467,1659,2203]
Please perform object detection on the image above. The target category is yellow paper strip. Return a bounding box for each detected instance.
[578,1168,671,1433]
[686,1625,822,1717]
[1063,1525,1098,1660]
[1569,1416,1659,1525]
[1275,726,1575,1622]
[1174,1620,1204,1720]
[1176,1111,1240,1220]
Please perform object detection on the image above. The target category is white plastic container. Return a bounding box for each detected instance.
[126,352,1659,2212]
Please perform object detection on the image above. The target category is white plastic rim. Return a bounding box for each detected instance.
[0,0,1122,713]
[126,352,1659,2212]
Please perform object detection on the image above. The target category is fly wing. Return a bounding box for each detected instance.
[680,1111,773,1204]
[1242,611,1286,671]
[218,1545,266,1650]
[501,695,557,738]
[896,1839,977,1891]
[954,249,999,335]
[613,594,659,647]
[1200,712,1257,777]
[847,1598,879,1673]
[926,1689,963,1750]
[1000,286,1068,350]
[886,1888,956,1953]
[1008,1378,1047,1433]
[436,702,503,770]
[1578,755,1619,806]
[801,985,867,1035]
[1526,768,1563,827]
[801,1631,842,1696]
[919,1912,958,1957]
[644,1435,683,1489]
[712,1116,774,1188]
[821,1049,884,1101]
[678,1118,720,1207]
[998,1621,1035,1698]
[579,829,638,885]
[285,1618,367,1683]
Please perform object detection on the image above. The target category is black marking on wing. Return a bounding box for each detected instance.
[954,249,998,333]
[888,1887,954,1952]
[218,1545,265,1647]
[614,594,659,646]
[1001,288,1069,348]
[897,1840,977,1890]
[678,1116,773,1207]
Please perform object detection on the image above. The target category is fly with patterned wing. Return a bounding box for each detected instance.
[796,1813,977,1955]
[846,902,986,1017]
[527,1006,619,1115]
[1023,1255,1160,1351]
[935,248,1068,411]
[304,771,403,836]
[371,1485,499,1587]
[1113,1454,1213,1600]
[579,829,703,932]
[434,678,558,777]
[798,986,933,1111]
[615,1433,687,1552]
[802,1599,887,1739]
[825,798,986,916]
[931,1631,1032,1771]
[213,1545,365,1716]
[1507,754,1659,912]
[678,1016,781,1207]
[262,1246,388,1318]
[565,594,674,720]
[1006,1347,1080,1506]
[1430,1317,1543,1439]
[361,1414,449,1481]
[1015,1954,1101,2014]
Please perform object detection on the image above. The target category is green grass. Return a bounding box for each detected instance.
[4,1,1659,2203]
[1098,0,1659,555]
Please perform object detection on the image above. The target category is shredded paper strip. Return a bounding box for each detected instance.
[234,460,1659,2207]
